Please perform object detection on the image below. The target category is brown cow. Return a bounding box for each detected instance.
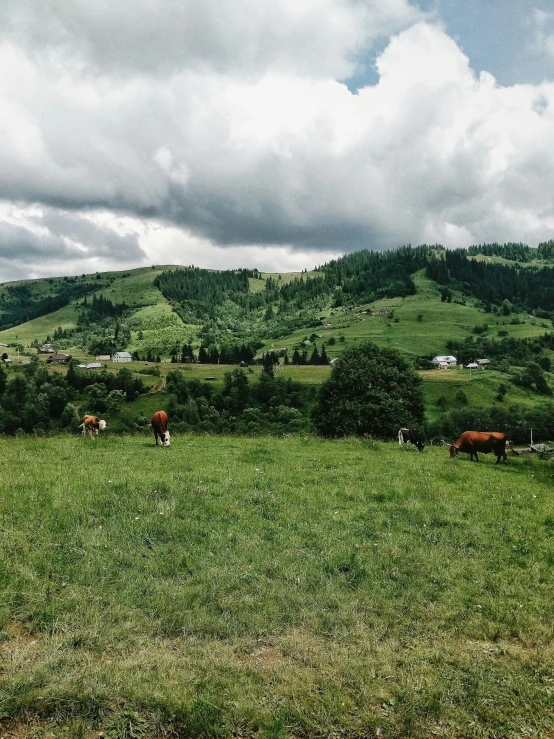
[151,411,170,447]
[449,431,509,464]
[79,415,107,438]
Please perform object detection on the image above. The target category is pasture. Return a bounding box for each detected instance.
[1,436,554,737]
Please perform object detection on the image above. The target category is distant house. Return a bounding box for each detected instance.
[46,353,69,364]
[2,357,11,364]
[112,351,132,363]
[433,355,457,367]
[96,355,111,361]
[329,358,339,365]
[86,362,103,369]
[466,362,479,369]
[323,322,332,328]
[476,358,491,367]
[39,344,55,353]
[375,309,391,317]
[0,342,7,348]
[19,359,31,365]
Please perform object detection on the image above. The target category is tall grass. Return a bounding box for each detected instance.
[1,436,553,737]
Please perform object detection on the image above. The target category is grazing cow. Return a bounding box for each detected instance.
[151,411,170,447]
[78,415,107,438]
[398,427,425,452]
[449,431,509,464]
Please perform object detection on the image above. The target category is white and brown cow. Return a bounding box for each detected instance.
[151,411,170,447]
[78,415,107,438]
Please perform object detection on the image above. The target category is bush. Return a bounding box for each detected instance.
[312,341,425,438]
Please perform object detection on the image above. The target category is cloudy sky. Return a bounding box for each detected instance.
[1,0,554,280]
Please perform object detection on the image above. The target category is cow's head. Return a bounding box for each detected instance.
[449,444,459,458]
[162,431,171,447]
[98,420,107,431]
[417,441,425,452]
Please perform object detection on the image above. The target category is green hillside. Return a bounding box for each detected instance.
[1,243,554,437]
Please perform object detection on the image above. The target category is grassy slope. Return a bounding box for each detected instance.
[263,271,551,359]
[1,436,553,738]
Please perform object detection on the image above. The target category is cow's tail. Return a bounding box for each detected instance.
[398,428,403,446]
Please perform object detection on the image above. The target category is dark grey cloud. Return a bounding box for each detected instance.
[0,2,554,279]
[0,208,146,280]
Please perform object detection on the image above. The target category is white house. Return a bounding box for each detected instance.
[466,362,479,369]
[433,355,457,367]
[86,362,103,369]
[112,351,132,363]
[476,358,491,367]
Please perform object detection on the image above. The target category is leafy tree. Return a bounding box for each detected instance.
[455,390,468,405]
[312,342,425,437]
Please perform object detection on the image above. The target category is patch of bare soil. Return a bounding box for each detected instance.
[235,644,286,672]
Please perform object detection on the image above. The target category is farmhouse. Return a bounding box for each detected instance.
[112,351,132,363]
[476,358,491,367]
[375,309,391,317]
[96,354,111,361]
[86,362,103,369]
[39,344,55,353]
[433,355,457,367]
[46,353,69,364]
[466,362,479,369]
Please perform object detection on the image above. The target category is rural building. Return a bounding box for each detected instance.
[476,358,491,367]
[112,352,132,363]
[375,309,391,316]
[96,355,111,361]
[19,359,31,365]
[39,344,55,353]
[86,362,103,369]
[0,342,7,348]
[433,355,457,367]
[323,322,332,328]
[466,362,479,369]
[2,357,11,364]
[46,353,69,364]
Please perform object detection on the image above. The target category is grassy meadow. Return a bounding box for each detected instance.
[1,435,554,737]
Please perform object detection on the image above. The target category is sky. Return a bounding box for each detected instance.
[1,0,554,280]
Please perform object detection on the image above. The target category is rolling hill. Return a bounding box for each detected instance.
[1,243,554,437]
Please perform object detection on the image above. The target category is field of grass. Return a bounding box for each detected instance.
[420,368,543,421]
[1,436,554,738]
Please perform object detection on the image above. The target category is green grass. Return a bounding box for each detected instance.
[420,368,543,421]
[1,436,554,737]
[262,271,552,359]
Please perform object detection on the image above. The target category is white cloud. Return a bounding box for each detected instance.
[0,5,554,280]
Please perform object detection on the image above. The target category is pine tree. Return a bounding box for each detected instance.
[292,349,300,365]
[309,345,320,365]
[320,344,328,365]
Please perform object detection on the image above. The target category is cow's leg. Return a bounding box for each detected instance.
[154,429,159,445]
[398,429,403,446]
